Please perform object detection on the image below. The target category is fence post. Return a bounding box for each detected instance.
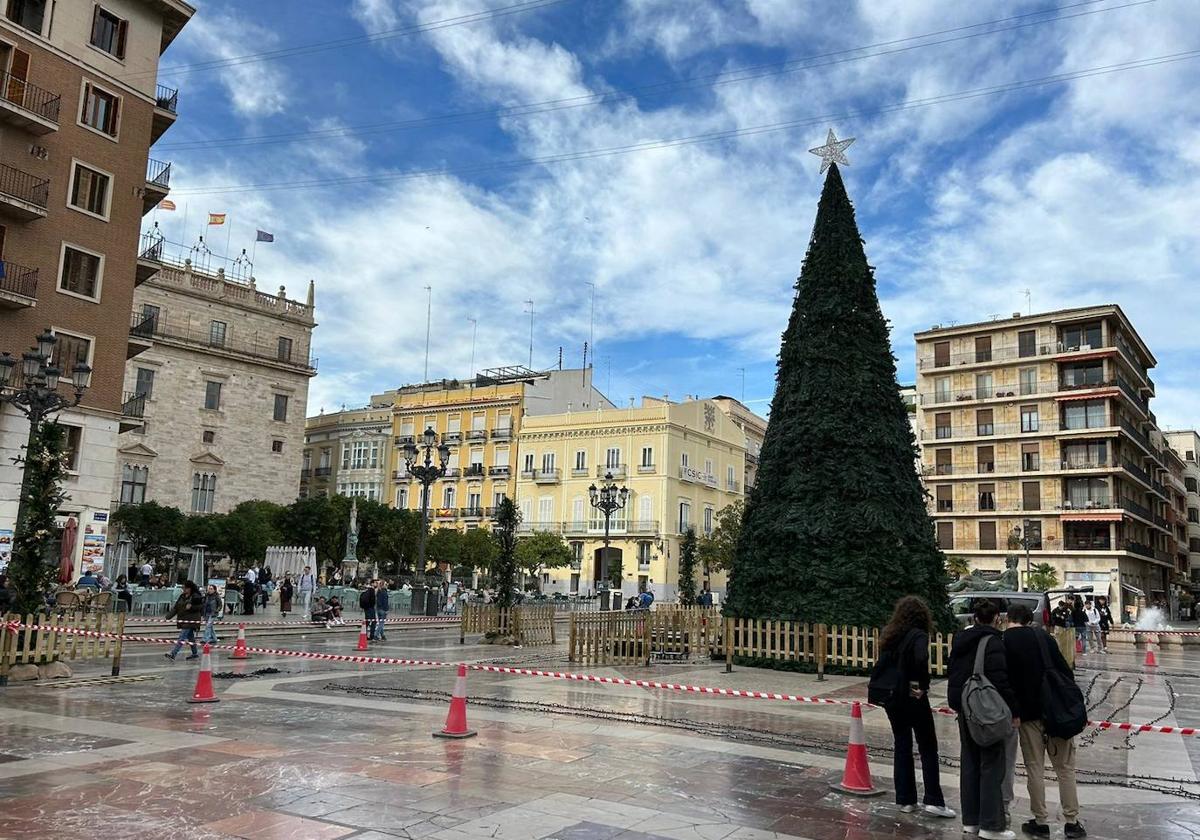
[568,613,577,663]
[642,610,652,666]
[0,613,11,686]
[549,609,557,645]
[816,623,827,682]
[459,603,466,645]
[724,616,733,673]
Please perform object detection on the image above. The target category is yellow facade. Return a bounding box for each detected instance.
[514,397,753,601]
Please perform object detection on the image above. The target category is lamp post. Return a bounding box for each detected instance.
[0,329,92,559]
[403,427,450,615]
[1012,522,1033,592]
[588,471,628,610]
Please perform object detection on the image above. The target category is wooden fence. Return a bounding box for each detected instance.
[0,611,126,683]
[568,608,722,666]
[459,604,557,646]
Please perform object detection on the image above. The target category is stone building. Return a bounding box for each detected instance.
[112,245,316,515]
[300,405,393,502]
[1164,430,1200,583]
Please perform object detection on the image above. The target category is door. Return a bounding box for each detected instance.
[6,48,29,106]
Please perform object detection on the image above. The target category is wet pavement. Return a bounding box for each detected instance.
[0,624,1197,839]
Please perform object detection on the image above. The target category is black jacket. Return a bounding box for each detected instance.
[1002,625,1072,721]
[946,624,1017,715]
[881,628,932,692]
[1050,605,1072,628]
[359,588,376,610]
[166,592,204,629]
[1097,605,1114,630]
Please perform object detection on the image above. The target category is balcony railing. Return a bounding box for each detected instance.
[392,470,410,480]
[443,431,463,445]
[1117,497,1152,521]
[516,521,562,534]
[129,309,317,371]
[1121,459,1150,484]
[919,342,1057,369]
[727,479,740,492]
[0,70,61,124]
[1115,375,1147,412]
[598,465,626,478]
[1059,497,1113,510]
[1119,418,1151,451]
[463,464,485,478]
[920,381,1053,405]
[129,311,157,338]
[530,468,561,483]
[461,507,485,519]
[490,427,512,440]
[465,429,488,441]
[314,466,332,477]
[560,519,660,536]
[1124,540,1154,559]
[0,161,49,209]
[0,260,38,299]
[921,421,1061,440]
[441,468,461,479]
[155,83,179,113]
[571,467,589,477]
[637,463,656,474]
[121,391,146,419]
[146,158,172,189]
[488,465,511,477]
[300,468,312,479]
[395,435,415,446]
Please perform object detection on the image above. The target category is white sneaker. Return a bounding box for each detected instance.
[899,804,919,813]
[963,828,979,836]
[979,830,1015,840]
[924,805,957,818]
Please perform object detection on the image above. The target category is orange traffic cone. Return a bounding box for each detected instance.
[356,620,370,651]
[433,664,477,739]
[231,623,250,659]
[188,644,219,704]
[1144,645,1157,667]
[830,701,882,796]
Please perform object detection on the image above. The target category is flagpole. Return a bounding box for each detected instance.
[225,214,233,260]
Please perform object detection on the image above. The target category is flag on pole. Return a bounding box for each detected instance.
[207,213,226,226]
[158,199,177,211]
[255,230,275,243]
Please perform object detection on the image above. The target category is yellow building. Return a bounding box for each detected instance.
[384,367,611,531]
[514,396,760,601]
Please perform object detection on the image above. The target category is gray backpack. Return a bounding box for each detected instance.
[961,635,1011,746]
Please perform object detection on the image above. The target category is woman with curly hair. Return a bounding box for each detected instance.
[873,595,954,819]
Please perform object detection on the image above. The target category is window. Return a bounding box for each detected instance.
[1063,400,1107,430]
[641,446,653,467]
[976,409,994,437]
[979,521,997,550]
[90,6,128,58]
[318,449,331,468]
[471,412,486,431]
[637,541,652,565]
[978,483,995,511]
[523,453,535,473]
[52,332,91,379]
[271,440,283,454]
[5,0,46,34]
[59,245,102,299]
[1022,481,1041,511]
[1065,478,1109,508]
[1020,405,1039,433]
[140,303,160,329]
[493,447,509,467]
[681,452,690,468]
[277,336,293,362]
[68,162,110,218]
[343,441,377,470]
[934,449,952,475]
[975,373,993,400]
[542,453,556,472]
[395,487,408,508]
[204,381,222,410]
[1061,322,1102,351]
[1019,367,1037,396]
[934,376,951,403]
[443,486,455,508]
[1062,442,1107,469]
[1190,508,1199,525]
[191,473,217,514]
[574,450,586,471]
[1061,364,1104,388]
[933,341,950,367]
[119,464,147,504]
[936,485,953,512]
[975,336,992,363]
[703,506,714,535]
[678,501,691,532]
[935,412,952,439]
[936,521,954,550]
[704,458,713,477]
[273,394,288,422]
[494,490,507,508]
[1186,477,1198,493]
[202,430,215,444]
[605,447,621,469]
[1018,329,1037,358]
[976,445,994,474]
[208,320,227,347]
[727,464,736,487]
[80,81,120,136]
[1021,443,1040,472]
[61,424,82,471]
[134,367,154,398]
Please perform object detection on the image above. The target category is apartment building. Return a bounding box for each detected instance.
[514,396,758,601]
[711,395,767,490]
[0,1,192,566]
[384,367,611,533]
[915,305,1182,611]
[1164,430,1200,582]
[113,245,316,514]
[300,405,393,502]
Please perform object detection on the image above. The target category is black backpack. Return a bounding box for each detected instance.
[868,629,919,706]
[359,589,373,610]
[1037,632,1087,739]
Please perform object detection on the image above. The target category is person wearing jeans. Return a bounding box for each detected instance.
[298,566,316,615]
[201,584,221,645]
[164,581,204,661]
[373,581,389,641]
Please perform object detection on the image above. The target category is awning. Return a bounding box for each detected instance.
[1055,389,1119,402]
[1121,583,1146,596]
[1060,512,1122,522]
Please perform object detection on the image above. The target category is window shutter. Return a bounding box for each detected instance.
[117,18,129,59]
[8,49,30,104]
[91,6,102,43]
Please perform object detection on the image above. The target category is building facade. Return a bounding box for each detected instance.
[1,0,192,568]
[1164,430,1200,583]
[112,252,316,514]
[711,395,767,490]
[300,406,393,502]
[914,305,1180,612]
[514,397,756,601]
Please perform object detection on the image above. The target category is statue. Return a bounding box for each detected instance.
[996,554,1019,590]
[948,554,1020,593]
[342,498,359,570]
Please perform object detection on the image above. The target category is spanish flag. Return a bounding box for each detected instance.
[207,213,226,226]
[158,199,177,211]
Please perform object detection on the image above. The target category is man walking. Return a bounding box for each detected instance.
[360,582,377,643]
[947,599,1018,840]
[298,566,316,614]
[242,566,257,615]
[373,580,389,641]
[1003,603,1086,839]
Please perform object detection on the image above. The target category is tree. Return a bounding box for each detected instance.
[677,527,698,605]
[205,501,284,572]
[374,507,422,578]
[425,528,462,576]
[725,163,950,628]
[459,527,498,580]
[491,498,518,609]
[276,495,343,568]
[945,555,971,581]
[6,422,69,617]
[111,500,185,571]
[1026,563,1060,593]
[698,500,743,574]
[515,531,573,591]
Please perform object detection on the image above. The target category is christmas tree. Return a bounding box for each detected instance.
[725,159,948,628]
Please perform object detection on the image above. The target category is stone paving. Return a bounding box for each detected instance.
[0,623,1197,839]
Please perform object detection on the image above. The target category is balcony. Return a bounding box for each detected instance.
[151,84,179,144]
[143,159,172,214]
[533,468,561,484]
[1119,418,1152,453]
[440,468,461,479]
[395,435,415,446]
[727,479,741,492]
[300,468,312,479]
[128,307,318,373]
[136,232,165,285]
[392,470,410,481]
[488,465,511,478]
[919,342,1057,369]
[314,466,332,478]
[516,521,562,534]
[127,312,155,358]
[490,426,512,440]
[442,431,463,445]
[465,429,488,442]
[463,464,485,478]
[571,467,589,477]
[745,451,759,465]
[461,507,485,520]
[637,463,656,474]
[434,507,457,520]
[0,259,37,309]
[0,161,49,220]
[0,70,60,133]
[120,391,146,433]
[1117,497,1153,521]
[1123,540,1154,559]
[598,465,626,479]
[921,420,1061,441]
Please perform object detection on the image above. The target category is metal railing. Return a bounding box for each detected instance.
[1119,418,1151,451]
[121,391,146,419]
[155,84,179,113]
[921,420,1061,440]
[488,465,511,477]
[441,468,461,478]
[442,431,463,444]
[919,342,1056,369]
[598,465,626,478]
[314,466,332,477]
[300,468,311,478]
[465,429,487,441]
[490,427,512,439]
[0,161,49,208]
[1124,540,1154,559]
[129,311,156,338]
[0,260,38,298]
[129,309,317,371]
[0,70,61,123]
[460,508,485,518]
[463,464,485,477]
[146,158,172,188]
[532,468,561,482]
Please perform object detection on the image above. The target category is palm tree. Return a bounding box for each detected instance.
[944,555,971,581]
[1026,563,1059,593]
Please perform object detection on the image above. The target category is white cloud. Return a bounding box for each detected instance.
[166,11,290,117]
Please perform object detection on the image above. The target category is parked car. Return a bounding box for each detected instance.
[950,586,1094,629]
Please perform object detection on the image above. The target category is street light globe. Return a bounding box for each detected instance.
[35,329,56,361]
[422,427,437,446]
[71,363,92,391]
[43,365,61,391]
[21,352,40,380]
[0,352,14,387]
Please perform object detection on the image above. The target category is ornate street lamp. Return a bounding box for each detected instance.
[588,471,628,609]
[403,427,450,615]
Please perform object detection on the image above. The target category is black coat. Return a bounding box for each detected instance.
[946,624,1017,715]
[167,592,204,629]
[1002,625,1073,721]
[359,588,376,610]
[881,628,932,692]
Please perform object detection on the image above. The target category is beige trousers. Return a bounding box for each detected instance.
[1018,719,1080,824]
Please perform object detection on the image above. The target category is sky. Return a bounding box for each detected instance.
[155,0,1200,427]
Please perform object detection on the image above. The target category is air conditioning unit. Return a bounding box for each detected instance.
[1040,346,1052,355]
[1079,343,1092,351]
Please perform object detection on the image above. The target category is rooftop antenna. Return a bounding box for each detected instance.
[1021,289,1032,316]
[524,299,535,369]
[423,285,432,381]
[557,346,562,370]
[582,341,588,386]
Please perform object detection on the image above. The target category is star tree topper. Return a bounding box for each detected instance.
[808,128,855,174]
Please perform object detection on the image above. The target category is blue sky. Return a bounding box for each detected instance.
[156,0,1200,426]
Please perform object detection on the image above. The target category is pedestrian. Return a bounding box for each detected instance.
[201,583,221,645]
[947,599,1019,840]
[297,566,316,614]
[868,596,955,819]
[374,580,390,641]
[259,565,273,608]
[242,566,257,615]
[698,584,714,607]
[1003,603,1087,838]
[1095,596,1113,652]
[360,582,377,641]
[164,581,204,661]
[1070,596,1088,655]
[1084,599,1102,654]
[279,575,294,617]
[114,575,133,612]
[139,560,153,588]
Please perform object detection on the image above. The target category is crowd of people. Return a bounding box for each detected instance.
[1049,594,1114,655]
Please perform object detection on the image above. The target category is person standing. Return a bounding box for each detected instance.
[1095,596,1114,653]
[201,584,221,645]
[373,580,390,641]
[259,566,273,608]
[947,599,1019,840]
[869,596,955,819]
[139,560,153,588]
[279,575,294,617]
[1071,596,1088,655]
[164,581,204,661]
[298,566,316,614]
[1084,599,1102,654]
[1003,603,1087,839]
[359,583,377,641]
[242,566,257,616]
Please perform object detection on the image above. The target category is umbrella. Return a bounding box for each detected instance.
[58,517,78,584]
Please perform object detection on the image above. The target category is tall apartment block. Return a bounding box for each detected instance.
[0,1,192,567]
[1164,431,1200,583]
[914,305,1189,611]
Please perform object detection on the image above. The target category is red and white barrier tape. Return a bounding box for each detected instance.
[5,620,1194,737]
[119,616,455,627]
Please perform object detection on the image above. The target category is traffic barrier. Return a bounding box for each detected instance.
[356,620,370,651]
[433,663,476,739]
[231,623,250,659]
[121,616,456,627]
[830,701,882,796]
[188,644,219,704]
